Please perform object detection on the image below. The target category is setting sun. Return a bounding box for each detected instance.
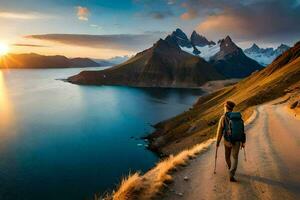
[0,43,9,56]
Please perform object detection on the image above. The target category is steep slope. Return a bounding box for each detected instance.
[148,40,300,155]
[244,43,290,66]
[210,36,263,78]
[169,28,192,48]
[68,36,224,87]
[169,29,201,55]
[0,53,100,68]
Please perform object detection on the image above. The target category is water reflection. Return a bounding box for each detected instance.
[0,70,14,129]
[134,87,204,105]
[0,70,16,147]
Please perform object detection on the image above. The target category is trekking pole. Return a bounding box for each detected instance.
[214,146,218,174]
[243,147,247,162]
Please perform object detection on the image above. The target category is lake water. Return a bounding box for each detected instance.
[0,67,204,200]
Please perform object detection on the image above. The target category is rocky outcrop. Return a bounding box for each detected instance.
[190,31,215,47]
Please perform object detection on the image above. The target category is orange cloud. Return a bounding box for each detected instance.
[180,11,197,20]
[197,14,248,38]
[76,6,89,21]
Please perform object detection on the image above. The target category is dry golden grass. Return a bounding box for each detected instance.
[112,173,144,200]
[98,139,215,200]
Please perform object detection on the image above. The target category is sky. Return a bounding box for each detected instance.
[0,0,299,59]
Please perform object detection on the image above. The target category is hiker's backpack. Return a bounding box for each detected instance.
[223,112,245,143]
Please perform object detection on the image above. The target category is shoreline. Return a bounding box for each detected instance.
[66,78,240,91]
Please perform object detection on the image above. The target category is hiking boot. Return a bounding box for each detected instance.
[230,177,237,182]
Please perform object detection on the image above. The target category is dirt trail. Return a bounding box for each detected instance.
[161,104,300,200]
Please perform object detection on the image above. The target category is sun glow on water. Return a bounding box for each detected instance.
[0,43,9,56]
[0,70,14,130]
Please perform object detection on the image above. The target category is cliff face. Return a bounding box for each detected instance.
[0,53,100,68]
[148,41,300,155]
[68,37,224,87]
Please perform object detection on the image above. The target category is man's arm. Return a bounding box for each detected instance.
[216,116,224,147]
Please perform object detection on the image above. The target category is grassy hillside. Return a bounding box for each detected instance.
[148,41,300,155]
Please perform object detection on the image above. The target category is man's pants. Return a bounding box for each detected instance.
[224,142,240,178]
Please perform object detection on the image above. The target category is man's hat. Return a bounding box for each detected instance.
[225,101,236,110]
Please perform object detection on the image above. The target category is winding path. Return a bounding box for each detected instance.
[161,104,300,200]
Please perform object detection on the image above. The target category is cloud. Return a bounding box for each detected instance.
[0,11,48,20]
[181,0,300,43]
[90,24,102,29]
[12,43,48,47]
[25,33,166,51]
[179,0,226,20]
[148,10,174,19]
[76,6,90,21]
[134,0,176,20]
[180,3,197,20]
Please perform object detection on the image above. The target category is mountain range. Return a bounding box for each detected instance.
[244,43,290,66]
[68,37,223,87]
[68,29,263,87]
[0,53,100,68]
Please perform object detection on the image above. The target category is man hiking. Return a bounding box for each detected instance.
[216,101,246,182]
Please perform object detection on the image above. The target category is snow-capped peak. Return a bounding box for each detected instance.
[244,43,290,66]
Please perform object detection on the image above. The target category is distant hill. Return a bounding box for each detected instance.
[106,55,131,65]
[244,43,290,66]
[68,29,264,87]
[148,40,300,154]
[93,55,131,66]
[91,59,112,67]
[68,36,224,87]
[0,53,100,68]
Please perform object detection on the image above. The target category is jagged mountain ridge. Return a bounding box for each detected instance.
[171,30,263,78]
[190,31,216,47]
[244,43,290,66]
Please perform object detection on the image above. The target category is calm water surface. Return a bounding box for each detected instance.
[0,67,204,200]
